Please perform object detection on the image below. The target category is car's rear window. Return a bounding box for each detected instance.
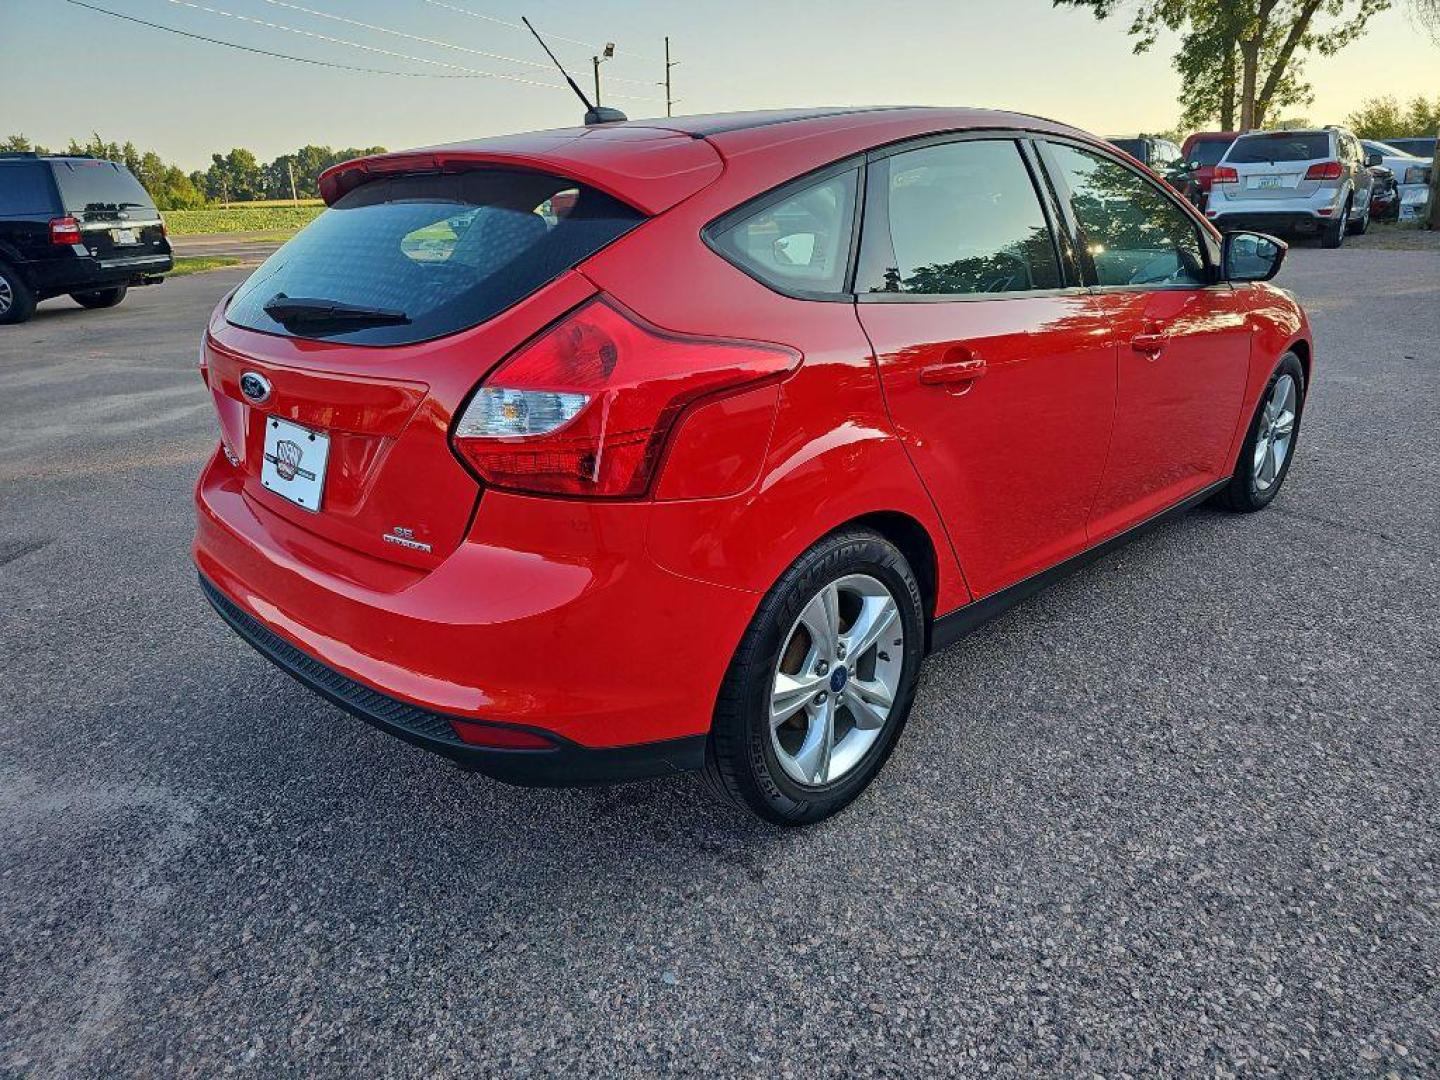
[226,170,643,346]
[51,160,156,213]
[1109,139,1145,161]
[1226,133,1331,164]
[1189,139,1233,166]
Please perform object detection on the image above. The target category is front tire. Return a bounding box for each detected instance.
[704,529,926,825]
[0,262,36,325]
[70,285,128,309]
[1213,352,1306,513]
[1351,200,1370,236]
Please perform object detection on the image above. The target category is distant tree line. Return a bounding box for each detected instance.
[1344,95,1440,142]
[2,133,386,210]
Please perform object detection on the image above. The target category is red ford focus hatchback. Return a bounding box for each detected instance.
[195,107,1311,824]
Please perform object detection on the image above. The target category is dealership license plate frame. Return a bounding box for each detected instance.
[260,415,330,513]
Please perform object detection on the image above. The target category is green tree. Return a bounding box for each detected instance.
[1055,0,1392,129]
[3,134,51,154]
[1346,95,1440,139]
[205,148,265,204]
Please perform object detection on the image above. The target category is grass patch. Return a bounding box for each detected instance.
[169,255,243,276]
[163,206,324,235]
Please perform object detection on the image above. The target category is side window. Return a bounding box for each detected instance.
[0,164,55,215]
[1046,143,1206,288]
[710,170,858,294]
[862,140,1062,295]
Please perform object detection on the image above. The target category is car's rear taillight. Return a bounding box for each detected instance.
[1305,161,1344,181]
[452,298,799,498]
[49,216,81,245]
[1212,166,1239,184]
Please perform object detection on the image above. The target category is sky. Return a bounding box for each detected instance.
[2,0,1436,172]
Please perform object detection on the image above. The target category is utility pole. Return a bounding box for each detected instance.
[662,36,677,117]
[287,159,299,207]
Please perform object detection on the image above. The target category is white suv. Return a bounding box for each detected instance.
[1206,127,1374,248]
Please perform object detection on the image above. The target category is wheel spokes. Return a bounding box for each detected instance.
[841,593,899,664]
[771,670,825,727]
[790,696,835,784]
[798,585,841,662]
[844,678,892,731]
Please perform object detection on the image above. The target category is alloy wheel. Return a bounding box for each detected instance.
[769,574,905,787]
[0,276,12,317]
[1253,373,1298,492]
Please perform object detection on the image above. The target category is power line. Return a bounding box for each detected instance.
[421,0,661,63]
[256,0,657,87]
[163,0,563,85]
[165,0,663,99]
[59,0,486,77]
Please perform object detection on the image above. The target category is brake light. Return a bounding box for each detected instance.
[1212,166,1239,184]
[1305,161,1343,180]
[49,216,81,245]
[452,298,799,498]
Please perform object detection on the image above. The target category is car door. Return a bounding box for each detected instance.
[1037,139,1252,542]
[854,135,1118,599]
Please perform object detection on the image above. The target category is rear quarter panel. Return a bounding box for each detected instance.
[580,187,971,618]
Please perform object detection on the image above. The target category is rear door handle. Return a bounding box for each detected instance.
[920,354,988,386]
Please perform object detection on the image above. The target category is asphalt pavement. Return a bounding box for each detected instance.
[1,248,1437,1076]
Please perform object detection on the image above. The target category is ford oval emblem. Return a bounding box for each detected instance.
[239,371,272,404]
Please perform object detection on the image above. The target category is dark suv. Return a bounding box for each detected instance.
[0,154,172,324]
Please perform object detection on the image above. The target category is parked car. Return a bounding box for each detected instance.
[195,108,1312,824]
[1368,165,1400,220]
[1108,135,1189,192]
[1362,139,1434,222]
[1206,127,1373,247]
[1179,131,1239,207]
[0,153,171,324]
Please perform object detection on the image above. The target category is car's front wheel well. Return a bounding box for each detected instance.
[1288,338,1311,387]
[844,511,938,640]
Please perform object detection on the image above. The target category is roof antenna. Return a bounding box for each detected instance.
[521,16,627,127]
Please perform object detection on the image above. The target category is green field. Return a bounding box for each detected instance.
[163,206,324,236]
[169,255,243,276]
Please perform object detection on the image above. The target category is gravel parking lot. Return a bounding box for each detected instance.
[1,248,1437,1077]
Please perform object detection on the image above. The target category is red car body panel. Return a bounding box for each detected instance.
[196,108,1313,780]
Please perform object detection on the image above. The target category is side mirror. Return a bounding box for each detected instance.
[1365,151,1384,168]
[1222,231,1287,283]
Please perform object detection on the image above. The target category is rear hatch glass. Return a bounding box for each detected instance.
[226,170,643,346]
[51,159,157,215]
[1227,133,1330,164]
[1190,139,1233,166]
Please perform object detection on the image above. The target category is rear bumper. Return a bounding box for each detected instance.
[193,447,758,771]
[1208,210,1333,233]
[26,251,172,294]
[200,574,705,785]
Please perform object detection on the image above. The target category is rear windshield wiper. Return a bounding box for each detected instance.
[263,294,410,326]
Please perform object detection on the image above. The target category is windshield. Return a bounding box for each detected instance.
[226,170,643,346]
[1226,133,1330,164]
[51,160,155,214]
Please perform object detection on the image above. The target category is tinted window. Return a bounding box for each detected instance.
[1390,139,1436,158]
[1048,143,1205,288]
[50,160,155,212]
[1226,133,1331,164]
[1109,139,1146,161]
[0,163,55,214]
[1190,139,1233,166]
[226,170,643,345]
[865,140,1061,295]
[710,170,857,294]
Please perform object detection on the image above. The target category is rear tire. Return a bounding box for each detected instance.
[703,528,926,825]
[1351,201,1370,236]
[70,285,128,309]
[0,262,36,325]
[1213,352,1306,513]
[1321,201,1349,248]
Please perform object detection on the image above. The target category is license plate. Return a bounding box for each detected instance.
[1256,177,1283,189]
[112,228,138,245]
[261,416,330,512]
